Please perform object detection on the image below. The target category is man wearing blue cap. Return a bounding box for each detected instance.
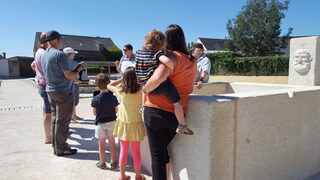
[41,30,80,156]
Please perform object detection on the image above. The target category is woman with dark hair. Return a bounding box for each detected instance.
[143,24,197,180]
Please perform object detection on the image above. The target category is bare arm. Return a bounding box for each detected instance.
[114,60,121,73]
[63,70,79,80]
[143,63,171,94]
[115,106,118,114]
[142,52,177,93]
[200,71,209,81]
[31,61,36,71]
[107,78,123,93]
[158,53,176,72]
[92,107,97,116]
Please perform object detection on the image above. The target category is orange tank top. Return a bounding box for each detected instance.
[145,51,197,113]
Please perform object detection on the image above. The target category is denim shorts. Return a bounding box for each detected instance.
[38,86,52,113]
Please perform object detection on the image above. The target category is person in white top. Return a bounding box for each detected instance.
[114,44,135,75]
[63,47,84,122]
[193,43,211,89]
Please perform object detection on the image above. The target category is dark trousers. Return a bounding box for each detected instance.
[47,92,73,154]
[144,106,178,180]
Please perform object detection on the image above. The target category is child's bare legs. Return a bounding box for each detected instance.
[98,138,106,164]
[166,162,171,180]
[108,136,117,164]
[43,113,52,142]
[173,101,193,134]
[173,101,185,125]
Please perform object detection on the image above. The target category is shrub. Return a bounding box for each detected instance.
[104,45,122,61]
[207,52,289,76]
[85,66,117,75]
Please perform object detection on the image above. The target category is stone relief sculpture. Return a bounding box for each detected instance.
[293,49,312,75]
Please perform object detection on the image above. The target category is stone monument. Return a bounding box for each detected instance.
[288,36,320,85]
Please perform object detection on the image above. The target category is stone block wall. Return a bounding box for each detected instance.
[140,83,320,180]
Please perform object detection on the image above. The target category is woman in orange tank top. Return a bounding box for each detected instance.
[142,24,197,180]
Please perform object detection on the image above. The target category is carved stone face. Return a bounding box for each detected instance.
[293,49,312,75]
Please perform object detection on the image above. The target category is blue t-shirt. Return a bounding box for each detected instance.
[41,47,73,93]
[91,92,119,125]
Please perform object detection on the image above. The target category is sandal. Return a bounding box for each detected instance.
[135,175,146,180]
[96,162,108,170]
[176,124,194,135]
[119,175,131,180]
[110,162,119,169]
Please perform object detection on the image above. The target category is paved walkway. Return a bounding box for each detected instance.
[3,79,319,180]
[0,79,151,180]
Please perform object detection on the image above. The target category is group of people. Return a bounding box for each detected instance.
[32,30,83,156]
[32,24,211,180]
[31,33,84,141]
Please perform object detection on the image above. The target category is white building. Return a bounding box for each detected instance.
[0,55,20,77]
[0,56,34,77]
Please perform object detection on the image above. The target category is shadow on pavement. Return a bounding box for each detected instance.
[305,172,320,180]
[63,152,100,161]
[66,126,151,176]
[76,119,95,125]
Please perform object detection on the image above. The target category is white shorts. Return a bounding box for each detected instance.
[95,121,116,139]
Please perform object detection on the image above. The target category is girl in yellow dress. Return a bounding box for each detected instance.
[107,67,146,180]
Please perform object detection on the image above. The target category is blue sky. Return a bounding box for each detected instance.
[0,0,319,58]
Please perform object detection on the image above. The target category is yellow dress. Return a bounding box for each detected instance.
[113,86,146,141]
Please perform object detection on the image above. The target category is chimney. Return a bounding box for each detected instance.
[2,52,6,59]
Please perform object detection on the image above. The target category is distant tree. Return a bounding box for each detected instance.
[103,45,122,61]
[187,41,195,50]
[226,0,293,56]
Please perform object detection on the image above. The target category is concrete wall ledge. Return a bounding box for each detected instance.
[140,82,320,180]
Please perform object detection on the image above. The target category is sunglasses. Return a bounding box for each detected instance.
[123,49,128,52]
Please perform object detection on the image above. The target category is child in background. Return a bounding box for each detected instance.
[63,47,84,122]
[135,29,193,135]
[91,73,119,170]
[107,67,146,180]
